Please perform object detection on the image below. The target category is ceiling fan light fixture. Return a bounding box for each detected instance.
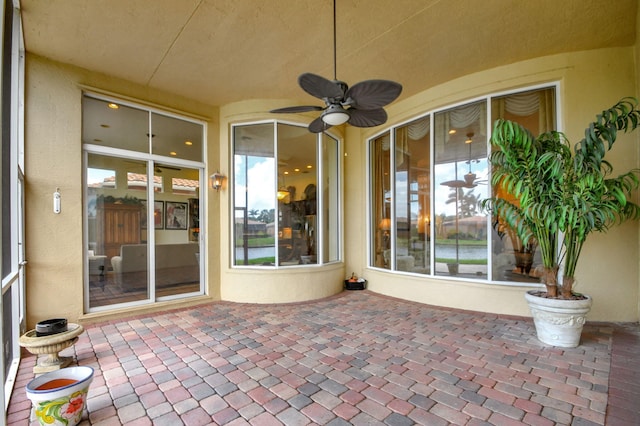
[464,173,477,187]
[322,105,349,126]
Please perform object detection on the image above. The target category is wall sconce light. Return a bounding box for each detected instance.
[210,171,226,191]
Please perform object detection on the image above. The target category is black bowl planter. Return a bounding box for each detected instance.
[35,318,68,337]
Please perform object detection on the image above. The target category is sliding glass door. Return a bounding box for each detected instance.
[83,94,205,311]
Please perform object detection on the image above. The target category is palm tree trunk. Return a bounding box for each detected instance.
[562,228,584,298]
[561,276,575,299]
[534,224,558,297]
[541,266,558,297]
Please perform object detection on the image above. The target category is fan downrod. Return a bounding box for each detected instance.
[270,0,402,133]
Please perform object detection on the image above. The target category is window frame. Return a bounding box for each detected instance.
[230,120,342,269]
[81,91,208,312]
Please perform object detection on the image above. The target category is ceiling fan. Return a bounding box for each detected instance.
[270,0,402,133]
[441,133,486,188]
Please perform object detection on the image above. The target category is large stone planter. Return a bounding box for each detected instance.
[524,290,593,348]
[19,323,84,373]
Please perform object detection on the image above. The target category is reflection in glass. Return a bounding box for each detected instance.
[394,116,431,274]
[127,171,162,192]
[232,122,340,267]
[82,97,149,153]
[434,101,488,278]
[371,132,391,269]
[489,88,556,282]
[233,124,276,266]
[322,133,340,263]
[277,124,318,265]
[155,166,201,299]
[87,154,148,307]
[86,156,203,308]
[151,113,203,162]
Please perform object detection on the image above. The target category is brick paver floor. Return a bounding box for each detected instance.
[6,290,640,425]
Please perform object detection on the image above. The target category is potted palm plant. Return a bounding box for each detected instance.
[482,97,640,347]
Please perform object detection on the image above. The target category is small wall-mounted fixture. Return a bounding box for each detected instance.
[210,171,226,191]
[53,188,61,214]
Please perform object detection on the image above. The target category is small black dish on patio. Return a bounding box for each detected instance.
[35,318,68,337]
[344,273,367,291]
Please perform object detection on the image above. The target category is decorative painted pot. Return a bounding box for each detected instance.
[26,366,94,426]
[524,290,593,348]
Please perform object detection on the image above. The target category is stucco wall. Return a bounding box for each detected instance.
[24,55,220,327]
[24,46,640,326]
[354,47,640,322]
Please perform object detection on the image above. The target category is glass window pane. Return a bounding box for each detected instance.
[1,3,11,280]
[155,166,201,298]
[87,154,148,307]
[277,124,317,266]
[394,116,430,274]
[489,88,556,282]
[371,132,391,269]
[82,96,149,153]
[233,122,340,268]
[151,113,203,162]
[3,289,13,378]
[433,101,488,278]
[322,133,339,263]
[233,124,276,266]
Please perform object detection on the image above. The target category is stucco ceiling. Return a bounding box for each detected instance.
[19,0,638,109]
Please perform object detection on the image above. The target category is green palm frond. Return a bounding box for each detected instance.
[483,97,640,296]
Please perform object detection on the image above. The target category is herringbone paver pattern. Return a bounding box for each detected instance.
[6,291,640,425]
